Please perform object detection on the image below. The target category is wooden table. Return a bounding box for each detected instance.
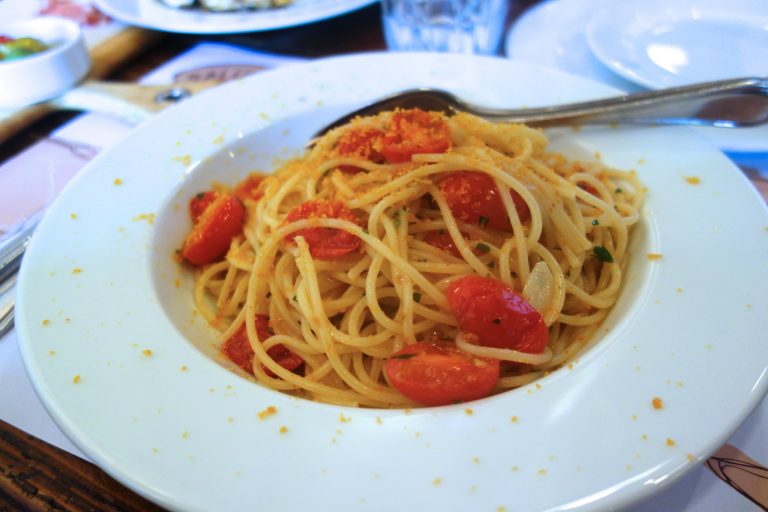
[0,2,765,510]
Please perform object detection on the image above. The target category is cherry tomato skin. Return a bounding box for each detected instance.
[222,315,271,373]
[579,184,597,197]
[446,275,548,354]
[222,315,303,377]
[235,173,266,203]
[189,191,218,222]
[381,108,452,163]
[423,230,462,258]
[181,193,245,266]
[284,200,362,259]
[264,344,304,377]
[385,341,500,406]
[336,127,385,173]
[439,171,530,230]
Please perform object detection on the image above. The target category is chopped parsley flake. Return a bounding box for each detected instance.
[592,219,599,226]
[478,216,489,227]
[475,242,491,253]
[593,246,614,263]
[413,292,422,303]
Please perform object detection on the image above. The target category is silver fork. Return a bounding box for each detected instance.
[310,76,768,141]
[0,222,36,338]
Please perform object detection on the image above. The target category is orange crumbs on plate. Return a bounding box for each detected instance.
[652,397,664,410]
[173,154,192,166]
[646,253,663,260]
[258,406,277,420]
[132,213,156,224]
[684,176,701,185]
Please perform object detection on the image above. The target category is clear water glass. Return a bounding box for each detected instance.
[381,0,509,55]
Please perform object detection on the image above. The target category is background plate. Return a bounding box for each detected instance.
[16,53,768,512]
[93,0,375,34]
[585,0,768,90]
[505,0,768,153]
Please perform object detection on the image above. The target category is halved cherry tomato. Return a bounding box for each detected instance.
[234,173,266,203]
[439,171,530,230]
[189,191,217,222]
[381,108,452,163]
[424,230,462,258]
[284,199,361,259]
[181,193,244,266]
[577,182,599,196]
[222,314,303,378]
[336,127,385,173]
[385,340,500,406]
[446,275,548,354]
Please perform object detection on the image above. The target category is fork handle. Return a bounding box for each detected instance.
[474,77,768,128]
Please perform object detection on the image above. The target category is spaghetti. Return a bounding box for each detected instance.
[181,108,644,407]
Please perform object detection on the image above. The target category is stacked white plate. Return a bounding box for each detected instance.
[505,0,768,154]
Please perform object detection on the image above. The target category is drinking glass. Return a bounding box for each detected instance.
[380,0,509,55]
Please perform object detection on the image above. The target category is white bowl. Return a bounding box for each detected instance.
[15,53,768,512]
[0,17,90,107]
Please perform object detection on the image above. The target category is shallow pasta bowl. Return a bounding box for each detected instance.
[0,17,90,107]
[15,53,768,511]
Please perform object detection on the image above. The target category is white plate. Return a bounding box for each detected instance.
[505,0,768,153]
[506,0,642,93]
[0,0,127,48]
[92,0,375,34]
[16,53,768,512]
[585,0,768,90]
